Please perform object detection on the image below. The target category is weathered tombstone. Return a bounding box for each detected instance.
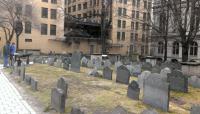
[81,57,88,67]
[54,59,62,68]
[189,76,200,88]
[142,62,152,71]
[126,65,135,76]
[161,61,181,71]
[71,107,85,114]
[88,69,100,77]
[141,109,158,114]
[103,67,113,80]
[191,104,200,114]
[62,57,70,70]
[137,71,151,89]
[151,65,161,73]
[48,57,56,66]
[111,106,127,114]
[160,67,171,81]
[143,74,169,112]
[31,78,38,91]
[25,75,31,85]
[94,57,102,69]
[57,77,68,98]
[51,88,65,113]
[104,59,112,67]
[87,60,94,68]
[116,65,131,84]
[115,61,123,71]
[167,70,188,92]
[127,80,140,100]
[13,63,20,76]
[71,51,81,72]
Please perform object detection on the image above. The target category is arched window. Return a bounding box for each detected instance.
[190,42,198,56]
[172,41,179,55]
[158,41,164,54]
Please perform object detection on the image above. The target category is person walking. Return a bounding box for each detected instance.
[10,42,16,66]
[3,41,10,67]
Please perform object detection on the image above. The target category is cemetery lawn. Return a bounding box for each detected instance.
[4,64,200,114]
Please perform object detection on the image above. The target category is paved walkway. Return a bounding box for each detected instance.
[0,65,36,114]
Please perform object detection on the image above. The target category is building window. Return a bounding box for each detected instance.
[130,33,134,42]
[41,7,48,18]
[172,41,179,55]
[123,8,127,16]
[51,9,57,19]
[50,24,56,35]
[190,42,198,56]
[135,33,138,41]
[72,5,76,12]
[68,7,71,13]
[137,0,140,8]
[132,10,135,18]
[68,0,71,4]
[122,32,125,41]
[25,21,31,34]
[83,2,87,9]
[136,22,139,30]
[25,5,32,17]
[25,39,32,42]
[78,4,81,10]
[122,21,126,28]
[117,32,121,41]
[41,23,48,35]
[144,1,147,9]
[131,22,134,29]
[143,12,147,21]
[132,0,136,6]
[51,0,57,4]
[124,0,127,4]
[136,11,139,19]
[42,0,48,2]
[118,8,122,16]
[158,41,164,54]
[118,20,121,28]
[16,4,22,15]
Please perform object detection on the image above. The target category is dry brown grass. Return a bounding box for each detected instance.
[4,64,200,114]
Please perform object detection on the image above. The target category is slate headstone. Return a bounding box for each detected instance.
[57,77,68,98]
[103,67,113,80]
[104,59,112,67]
[51,88,65,113]
[189,76,200,88]
[81,57,88,67]
[151,65,161,73]
[71,51,81,72]
[160,67,171,81]
[137,71,151,89]
[161,61,181,71]
[127,80,140,100]
[167,70,188,92]
[116,65,131,84]
[94,57,102,69]
[54,59,62,68]
[25,75,31,85]
[115,61,123,71]
[143,74,169,112]
[87,60,94,68]
[48,57,56,66]
[132,64,142,76]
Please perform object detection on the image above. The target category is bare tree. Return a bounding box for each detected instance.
[168,0,200,62]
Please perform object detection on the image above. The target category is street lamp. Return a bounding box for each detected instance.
[14,18,23,52]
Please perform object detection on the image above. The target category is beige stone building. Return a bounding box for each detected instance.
[0,0,152,56]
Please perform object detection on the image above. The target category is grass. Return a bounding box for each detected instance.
[3,64,200,114]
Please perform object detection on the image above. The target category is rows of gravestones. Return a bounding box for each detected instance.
[33,53,200,113]
[12,63,38,91]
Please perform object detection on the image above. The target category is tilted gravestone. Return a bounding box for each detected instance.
[151,65,161,73]
[191,104,200,114]
[81,57,88,67]
[189,76,200,88]
[116,65,131,84]
[57,77,68,98]
[167,70,188,92]
[71,107,85,114]
[103,67,113,80]
[142,62,152,71]
[141,109,158,114]
[31,78,38,91]
[25,75,31,85]
[51,88,65,113]
[137,71,151,89]
[127,80,140,100]
[143,74,170,112]
[71,51,81,72]
[160,67,171,81]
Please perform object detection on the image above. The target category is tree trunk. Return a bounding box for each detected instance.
[164,38,168,61]
[182,43,189,62]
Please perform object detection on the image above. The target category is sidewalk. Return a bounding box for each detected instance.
[0,65,36,114]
